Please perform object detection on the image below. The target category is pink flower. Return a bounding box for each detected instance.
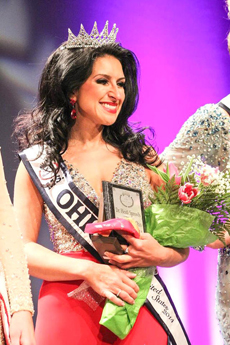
[200,165,219,186]
[164,162,182,185]
[178,183,199,204]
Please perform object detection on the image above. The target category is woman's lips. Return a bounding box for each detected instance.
[100,102,118,114]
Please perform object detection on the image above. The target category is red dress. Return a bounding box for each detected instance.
[35,252,168,345]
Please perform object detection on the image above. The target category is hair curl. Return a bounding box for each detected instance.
[14,41,160,178]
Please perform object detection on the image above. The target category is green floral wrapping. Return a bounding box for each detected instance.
[145,204,217,247]
[99,267,154,339]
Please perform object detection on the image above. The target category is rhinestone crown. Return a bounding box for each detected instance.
[66,21,119,49]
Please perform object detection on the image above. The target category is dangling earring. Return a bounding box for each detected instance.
[70,98,77,120]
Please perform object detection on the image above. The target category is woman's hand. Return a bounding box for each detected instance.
[84,262,139,307]
[207,231,230,249]
[10,311,35,345]
[104,233,189,269]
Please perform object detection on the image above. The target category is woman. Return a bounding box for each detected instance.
[161,94,230,345]
[0,149,35,345]
[13,22,190,345]
[161,6,230,341]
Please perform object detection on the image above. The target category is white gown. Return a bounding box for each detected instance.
[161,96,230,345]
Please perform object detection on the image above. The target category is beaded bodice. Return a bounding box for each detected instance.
[44,158,154,254]
[161,103,230,170]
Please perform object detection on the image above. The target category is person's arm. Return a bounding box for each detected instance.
[14,161,139,306]
[0,152,35,344]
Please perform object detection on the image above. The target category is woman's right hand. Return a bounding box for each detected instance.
[85,262,139,306]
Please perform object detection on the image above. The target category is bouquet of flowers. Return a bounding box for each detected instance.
[99,158,230,339]
[146,157,230,248]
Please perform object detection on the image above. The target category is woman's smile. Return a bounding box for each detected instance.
[100,101,119,114]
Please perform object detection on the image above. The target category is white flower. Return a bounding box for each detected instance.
[200,165,220,186]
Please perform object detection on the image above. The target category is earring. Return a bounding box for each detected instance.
[70,98,77,119]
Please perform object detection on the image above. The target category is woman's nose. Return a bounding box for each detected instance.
[108,84,123,100]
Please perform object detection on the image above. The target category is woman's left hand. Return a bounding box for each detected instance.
[105,233,189,269]
[104,233,168,269]
[10,310,35,345]
[206,230,230,249]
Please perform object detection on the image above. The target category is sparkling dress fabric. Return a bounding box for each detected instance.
[0,152,34,344]
[35,158,168,345]
[161,102,230,345]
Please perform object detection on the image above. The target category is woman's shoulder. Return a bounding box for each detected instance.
[182,103,230,130]
[171,103,230,145]
[161,102,230,171]
[145,165,164,191]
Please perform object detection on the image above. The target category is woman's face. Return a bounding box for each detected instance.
[72,54,125,127]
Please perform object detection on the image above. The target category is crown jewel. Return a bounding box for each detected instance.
[66,21,119,49]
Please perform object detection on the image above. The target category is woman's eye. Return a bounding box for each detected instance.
[96,79,108,85]
[118,82,125,88]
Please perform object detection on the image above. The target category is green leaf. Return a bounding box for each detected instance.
[153,185,169,204]
[147,164,169,183]
[223,219,230,236]
[166,162,170,177]
[181,157,194,182]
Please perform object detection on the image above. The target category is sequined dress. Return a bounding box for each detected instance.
[35,158,168,345]
[0,151,34,344]
[161,101,230,345]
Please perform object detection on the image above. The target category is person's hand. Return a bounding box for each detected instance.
[84,262,139,307]
[207,231,230,249]
[10,310,35,345]
[104,233,168,269]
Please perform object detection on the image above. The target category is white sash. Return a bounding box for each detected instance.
[146,274,190,345]
[20,145,191,345]
[219,94,230,114]
[19,145,102,262]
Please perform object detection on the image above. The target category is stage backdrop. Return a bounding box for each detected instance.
[1,1,230,344]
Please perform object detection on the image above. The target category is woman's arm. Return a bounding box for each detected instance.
[0,152,35,344]
[14,162,139,306]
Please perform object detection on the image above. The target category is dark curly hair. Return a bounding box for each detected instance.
[14,41,160,178]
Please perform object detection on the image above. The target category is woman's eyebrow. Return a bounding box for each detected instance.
[93,73,125,80]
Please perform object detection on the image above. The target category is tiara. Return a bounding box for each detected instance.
[66,21,119,49]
